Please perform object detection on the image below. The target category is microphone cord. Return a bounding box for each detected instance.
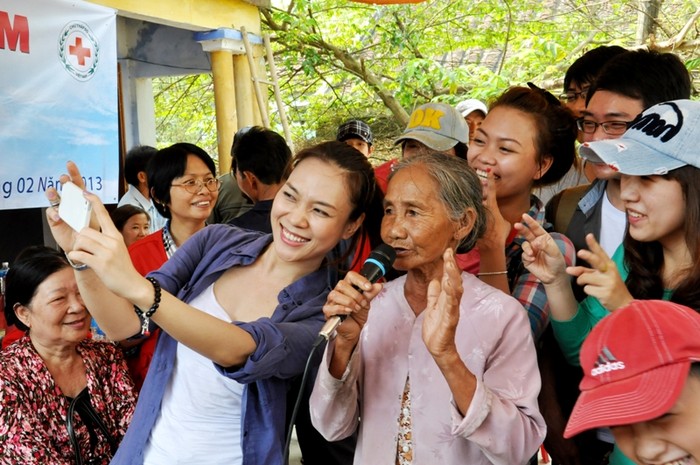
[283,334,326,465]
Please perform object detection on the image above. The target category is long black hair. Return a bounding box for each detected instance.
[623,165,700,309]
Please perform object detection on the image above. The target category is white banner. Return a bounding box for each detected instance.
[0,0,118,210]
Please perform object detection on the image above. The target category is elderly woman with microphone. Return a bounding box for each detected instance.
[310,152,545,464]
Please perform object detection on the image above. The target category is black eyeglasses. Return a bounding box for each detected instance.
[171,177,220,194]
[576,118,631,136]
[559,89,589,104]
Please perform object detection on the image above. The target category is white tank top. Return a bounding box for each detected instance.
[144,283,244,465]
[599,190,626,257]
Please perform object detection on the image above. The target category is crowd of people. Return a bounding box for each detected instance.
[1,45,699,465]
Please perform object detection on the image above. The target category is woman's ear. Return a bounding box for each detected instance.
[534,154,554,181]
[342,213,365,240]
[454,209,477,242]
[14,303,30,329]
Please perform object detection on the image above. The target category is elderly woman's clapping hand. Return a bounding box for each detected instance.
[422,248,463,360]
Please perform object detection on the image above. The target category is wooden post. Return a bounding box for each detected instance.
[233,53,255,130]
[210,49,237,174]
[240,26,270,128]
[264,33,293,151]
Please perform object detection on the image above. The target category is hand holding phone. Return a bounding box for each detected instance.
[58,182,92,232]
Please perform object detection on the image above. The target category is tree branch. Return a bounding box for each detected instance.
[651,6,700,49]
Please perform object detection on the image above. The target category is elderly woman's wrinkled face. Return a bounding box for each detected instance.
[16,267,90,346]
[381,164,459,274]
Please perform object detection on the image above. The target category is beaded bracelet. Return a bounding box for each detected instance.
[134,277,161,336]
[477,270,508,277]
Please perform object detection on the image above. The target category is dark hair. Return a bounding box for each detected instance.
[124,145,157,188]
[491,86,577,187]
[390,152,486,253]
[292,141,383,270]
[587,50,691,108]
[691,362,700,378]
[563,45,627,91]
[453,142,468,160]
[110,205,150,232]
[231,126,292,184]
[400,140,468,160]
[148,142,217,219]
[4,246,70,331]
[624,166,700,308]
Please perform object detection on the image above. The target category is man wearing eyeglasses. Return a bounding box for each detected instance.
[558,46,626,121]
[549,49,691,274]
[532,47,627,206]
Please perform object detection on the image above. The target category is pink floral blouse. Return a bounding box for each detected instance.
[0,335,137,464]
[310,273,546,464]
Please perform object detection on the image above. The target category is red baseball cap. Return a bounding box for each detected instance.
[564,299,700,438]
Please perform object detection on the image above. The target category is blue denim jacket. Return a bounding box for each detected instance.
[111,225,331,465]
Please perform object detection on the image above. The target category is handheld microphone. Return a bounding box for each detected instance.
[318,243,396,340]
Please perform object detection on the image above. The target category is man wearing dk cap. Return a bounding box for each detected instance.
[564,299,700,464]
[374,102,469,192]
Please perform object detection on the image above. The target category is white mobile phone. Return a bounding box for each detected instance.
[58,182,92,232]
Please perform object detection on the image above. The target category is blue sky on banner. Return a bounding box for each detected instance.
[0,0,118,210]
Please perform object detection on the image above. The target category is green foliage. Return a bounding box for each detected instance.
[152,0,699,159]
[153,74,218,162]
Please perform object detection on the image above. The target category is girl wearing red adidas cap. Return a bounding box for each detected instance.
[564,299,700,465]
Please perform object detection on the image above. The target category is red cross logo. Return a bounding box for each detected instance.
[69,37,91,66]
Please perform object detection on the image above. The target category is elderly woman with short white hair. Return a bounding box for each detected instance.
[310,152,544,464]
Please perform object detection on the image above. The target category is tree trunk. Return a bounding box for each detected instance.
[636,0,662,44]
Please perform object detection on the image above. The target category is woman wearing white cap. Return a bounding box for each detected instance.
[455,98,488,144]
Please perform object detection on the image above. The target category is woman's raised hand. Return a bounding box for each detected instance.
[45,161,85,252]
[67,191,145,301]
[517,213,569,285]
[476,169,511,253]
[568,234,632,311]
[422,248,462,360]
[322,271,383,347]
[45,161,101,252]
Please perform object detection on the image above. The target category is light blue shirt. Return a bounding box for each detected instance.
[117,184,167,233]
[111,226,332,465]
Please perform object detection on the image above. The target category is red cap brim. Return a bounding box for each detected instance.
[564,361,690,438]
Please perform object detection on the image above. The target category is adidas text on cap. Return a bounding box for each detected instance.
[565,299,700,438]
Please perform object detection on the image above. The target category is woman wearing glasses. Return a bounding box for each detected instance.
[125,143,219,388]
[128,143,219,276]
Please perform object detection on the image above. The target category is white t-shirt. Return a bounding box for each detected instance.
[599,190,626,257]
[144,284,244,465]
